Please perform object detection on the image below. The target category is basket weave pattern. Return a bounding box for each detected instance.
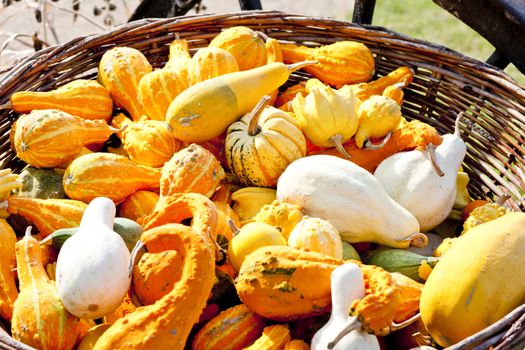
[0,10,524,350]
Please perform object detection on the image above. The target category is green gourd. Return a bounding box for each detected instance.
[367,249,438,282]
[13,167,66,199]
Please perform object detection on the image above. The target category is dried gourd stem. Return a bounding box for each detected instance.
[287,60,318,72]
[24,226,32,238]
[496,194,511,206]
[396,232,428,248]
[454,112,464,137]
[426,143,445,177]
[364,131,392,150]
[228,219,240,237]
[390,313,421,332]
[248,95,272,136]
[0,103,11,110]
[330,134,352,159]
[327,317,362,349]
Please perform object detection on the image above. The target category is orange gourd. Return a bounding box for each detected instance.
[244,325,291,350]
[189,47,239,85]
[11,228,79,350]
[13,109,117,168]
[120,118,183,167]
[63,153,161,203]
[209,26,267,71]
[93,223,215,350]
[0,219,18,321]
[7,197,87,238]
[280,41,375,88]
[192,304,266,350]
[350,66,413,102]
[165,34,193,84]
[8,79,113,121]
[118,190,160,222]
[98,47,152,121]
[160,144,225,198]
[138,69,189,121]
[284,340,310,350]
[260,32,283,105]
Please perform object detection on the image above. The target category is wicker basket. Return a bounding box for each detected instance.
[0,10,524,350]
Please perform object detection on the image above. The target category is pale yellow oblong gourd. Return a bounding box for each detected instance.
[288,216,343,259]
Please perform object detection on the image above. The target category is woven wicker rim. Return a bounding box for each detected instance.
[0,10,524,350]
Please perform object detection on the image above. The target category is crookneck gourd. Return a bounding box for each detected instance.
[11,227,79,350]
[0,219,18,321]
[8,79,113,121]
[160,143,225,198]
[120,118,183,168]
[208,26,267,71]
[13,109,117,168]
[189,47,239,85]
[93,223,215,350]
[191,304,266,350]
[63,153,161,203]
[280,41,375,88]
[138,68,189,121]
[7,196,87,238]
[225,95,307,187]
[98,46,152,121]
[355,95,402,148]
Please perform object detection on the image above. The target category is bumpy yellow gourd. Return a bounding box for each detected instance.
[254,200,304,239]
[355,95,402,148]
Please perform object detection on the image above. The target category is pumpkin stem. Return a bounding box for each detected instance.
[24,226,33,238]
[327,316,362,349]
[228,219,240,237]
[330,134,352,159]
[496,194,511,206]
[390,313,421,332]
[398,232,428,248]
[248,95,272,136]
[426,143,445,177]
[0,102,11,110]
[454,112,464,137]
[287,60,318,72]
[364,131,392,150]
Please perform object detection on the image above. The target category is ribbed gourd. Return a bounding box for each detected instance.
[191,304,267,350]
[208,26,267,71]
[63,153,161,203]
[244,325,291,350]
[0,219,18,321]
[231,187,276,224]
[288,216,343,259]
[138,68,189,121]
[254,200,304,239]
[13,109,117,168]
[355,95,402,148]
[98,46,152,121]
[189,47,239,85]
[160,143,225,198]
[11,228,79,350]
[8,79,113,121]
[164,34,193,84]
[120,118,183,167]
[7,197,87,238]
[118,190,160,222]
[280,41,375,88]
[225,95,307,187]
[292,84,359,158]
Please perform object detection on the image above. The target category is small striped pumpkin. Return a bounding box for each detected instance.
[192,304,266,350]
[189,47,239,85]
[63,153,161,203]
[13,109,116,168]
[138,69,189,121]
[287,216,343,259]
[98,46,152,121]
[160,143,225,198]
[10,79,113,121]
[244,325,291,350]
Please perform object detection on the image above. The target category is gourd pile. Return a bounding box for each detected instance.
[0,26,523,350]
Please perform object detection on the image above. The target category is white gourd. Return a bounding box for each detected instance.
[374,116,466,231]
[311,263,380,350]
[56,197,131,319]
[287,216,343,259]
[276,155,427,248]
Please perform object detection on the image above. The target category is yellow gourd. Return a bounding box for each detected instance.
[164,34,193,84]
[287,216,343,259]
[420,212,525,347]
[254,200,304,239]
[0,219,18,321]
[189,47,239,85]
[355,95,402,148]
[166,61,315,142]
[231,187,276,225]
[244,325,291,350]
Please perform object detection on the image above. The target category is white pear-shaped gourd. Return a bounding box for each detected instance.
[311,263,380,350]
[56,197,131,319]
[374,114,466,231]
[276,155,427,248]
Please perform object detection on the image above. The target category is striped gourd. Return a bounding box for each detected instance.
[287,216,343,259]
[120,119,183,167]
[284,340,310,350]
[0,219,18,321]
[160,143,225,198]
[138,69,189,121]
[192,304,266,350]
[64,153,161,203]
[244,325,291,350]
[98,47,152,121]
[189,47,239,85]
[164,34,193,84]
[118,190,159,222]
[11,228,79,350]
[9,79,113,121]
[7,197,87,238]
[13,109,116,168]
